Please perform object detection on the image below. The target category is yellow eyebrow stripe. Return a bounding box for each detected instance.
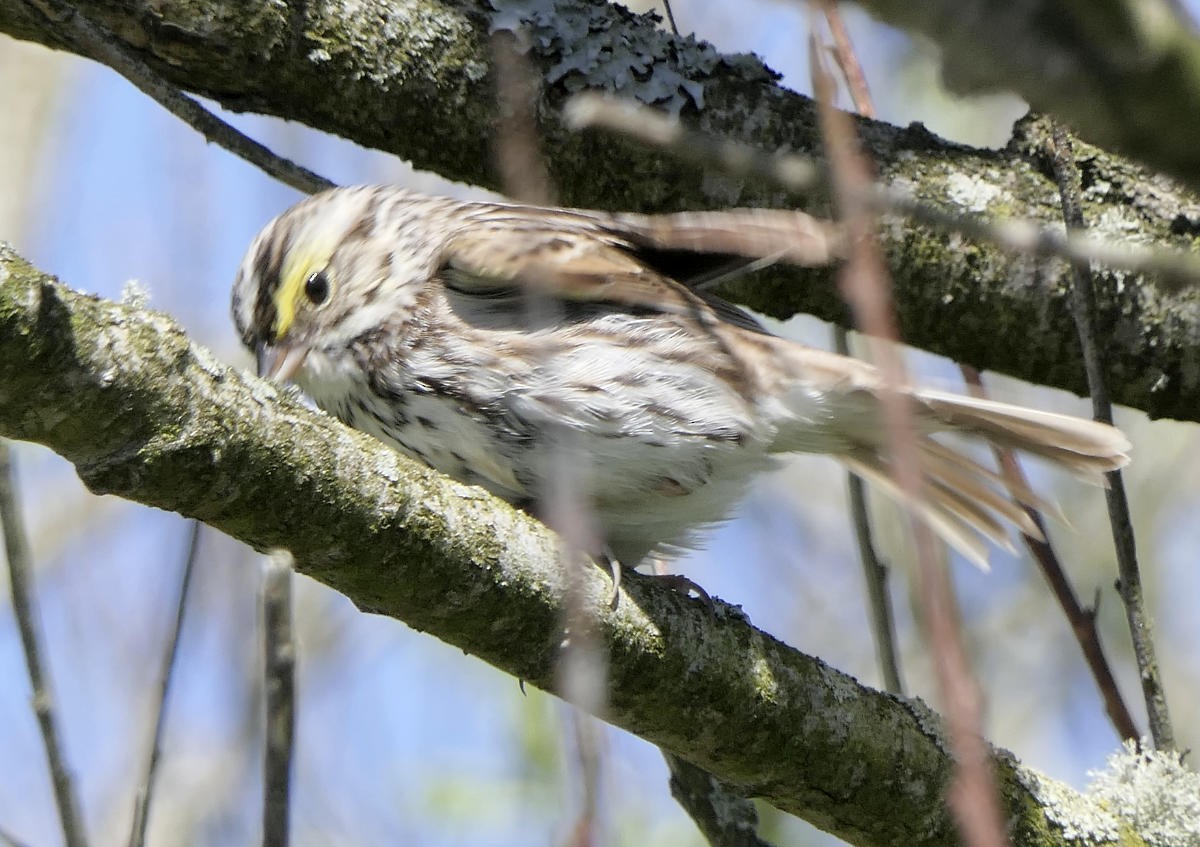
[273,248,324,341]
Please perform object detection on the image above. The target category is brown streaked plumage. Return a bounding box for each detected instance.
[231,186,1130,567]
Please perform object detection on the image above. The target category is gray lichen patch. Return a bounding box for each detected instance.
[489,0,776,114]
[1019,764,1123,845]
[307,0,487,87]
[944,170,1010,214]
[1087,741,1200,847]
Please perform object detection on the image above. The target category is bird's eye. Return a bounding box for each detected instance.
[305,271,330,305]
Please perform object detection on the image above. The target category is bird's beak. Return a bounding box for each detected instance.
[256,343,310,383]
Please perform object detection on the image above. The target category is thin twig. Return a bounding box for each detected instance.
[128,519,203,847]
[564,95,1200,289]
[20,0,334,196]
[0,441,88,847]
[821,0,904,697]
[960,367,1139,741]
[836,330,905,694]
[660,0,680,36]
[262,550,296,847]
[1046,122,1174,751]
[810,28,1008,847]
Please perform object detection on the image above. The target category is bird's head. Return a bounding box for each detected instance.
[231,186,429,381]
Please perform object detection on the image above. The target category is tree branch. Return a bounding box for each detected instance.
[0,245,1157,847]
[851,0,1200,191]
[3,1,1200,421]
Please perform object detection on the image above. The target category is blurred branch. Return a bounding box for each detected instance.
[492,39,609,847]
[0,245,1163,847]
[1045,123,1174,751]
[836,329,904,695]
[128,520,203,847]
[818,0,1137,752]
[0,825,31,847]
[262,550,295,847]
[821,2,904,698]
[495,37,774,846]
[565,95,1200,289]
[5,2,1200,420]
[0,441,88,847]
[819,1,873,118]
[811,34,1007,847]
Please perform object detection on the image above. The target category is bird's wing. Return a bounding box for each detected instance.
[441,223,772,331]
[439,203,839,333]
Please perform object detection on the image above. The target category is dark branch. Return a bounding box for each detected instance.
[1046,122,1174,751]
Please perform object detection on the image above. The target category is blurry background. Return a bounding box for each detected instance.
[1,1,1198,844]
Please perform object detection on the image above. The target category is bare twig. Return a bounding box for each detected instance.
[821,1,904,697]
[1046,122,1174,751]
[810,26,1008,847]
[660,0,681,36]
[128,519,203,847]
[0,441,88,847]
[20,0,333,196]
[836,329,905,694]
[564,95,1200,289]
[961,367,1139,741]
[262,550,296,847]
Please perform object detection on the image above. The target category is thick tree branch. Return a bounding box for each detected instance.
[0,247,1156,847]
[852,0,1200,192]
[3,2,1200,422]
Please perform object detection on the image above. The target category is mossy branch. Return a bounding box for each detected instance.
[0,246,1156,847]
[3,2,1200,421]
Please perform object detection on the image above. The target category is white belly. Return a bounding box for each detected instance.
[297,340,778,562]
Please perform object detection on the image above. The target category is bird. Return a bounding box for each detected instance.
[231,185,1130,569]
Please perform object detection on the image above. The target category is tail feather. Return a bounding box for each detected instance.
[924,459,1041,542]
[833,389,1129,568]
[840,452,995,568]
[918,390,1130,481]
[918,439,1066,524]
